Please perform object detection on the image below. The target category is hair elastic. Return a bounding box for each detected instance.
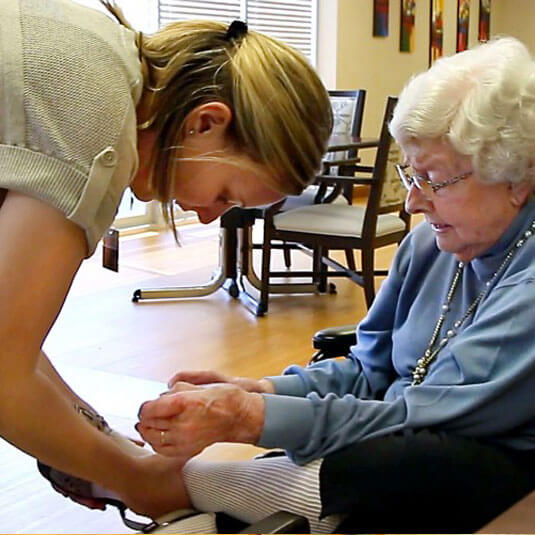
[225,20,248,42]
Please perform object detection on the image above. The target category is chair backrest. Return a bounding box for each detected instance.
[380,140,407,211]
[326,89,366,162]
[329,89,366,137]
[361,96,410,239]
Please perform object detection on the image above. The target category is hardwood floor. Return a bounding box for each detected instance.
[0,220,401,533]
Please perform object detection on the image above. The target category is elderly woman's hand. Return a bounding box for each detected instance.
[136,382,266,457]
[167,369,275,394]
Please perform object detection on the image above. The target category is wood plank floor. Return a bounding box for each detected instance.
[0,219,402,533]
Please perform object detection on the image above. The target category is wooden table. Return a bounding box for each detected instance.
[326,135,381,152]
[132,136,380,314]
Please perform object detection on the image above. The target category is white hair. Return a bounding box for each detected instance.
[389,37,535,185]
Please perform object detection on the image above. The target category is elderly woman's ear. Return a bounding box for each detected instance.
[508,181,533,207]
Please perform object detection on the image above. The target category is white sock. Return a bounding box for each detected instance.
[183,455,343,533]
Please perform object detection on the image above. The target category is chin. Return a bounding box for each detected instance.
[436,238,475,263]
[453,253,474,263]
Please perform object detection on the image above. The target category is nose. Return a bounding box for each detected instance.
[404,184,431,215]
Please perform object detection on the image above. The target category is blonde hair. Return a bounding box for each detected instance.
[390,37,535,185]
[99,2,333,225]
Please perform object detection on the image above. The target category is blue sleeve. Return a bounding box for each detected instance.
[259,258,535,464]
[266,230,413,400]
[259,235,412,461]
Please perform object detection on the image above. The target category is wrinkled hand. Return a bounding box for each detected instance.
[167,370,275,394]
[136,382,266,457]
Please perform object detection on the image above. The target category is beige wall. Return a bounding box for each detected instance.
[317,0,489,141]
[492,0,535,51]
[317,0,339,89]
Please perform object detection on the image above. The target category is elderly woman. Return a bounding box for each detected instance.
[44,37,535,533]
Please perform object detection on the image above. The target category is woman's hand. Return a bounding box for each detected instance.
[136,382,266,457]
[167,370,275,394]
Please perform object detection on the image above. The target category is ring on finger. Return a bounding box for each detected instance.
[160,430,168,446]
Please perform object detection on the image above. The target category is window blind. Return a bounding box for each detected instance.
[159,1,241,25]
[158,0,317,63]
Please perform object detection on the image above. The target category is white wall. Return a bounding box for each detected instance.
[72,0,158,32]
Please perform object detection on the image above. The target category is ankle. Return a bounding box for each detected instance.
[122,455,192,519]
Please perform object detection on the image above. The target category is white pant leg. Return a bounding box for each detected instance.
[183,455,343,533]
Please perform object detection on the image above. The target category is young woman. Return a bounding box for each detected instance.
[0,0,332,521]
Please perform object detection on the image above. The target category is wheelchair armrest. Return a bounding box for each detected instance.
[240,511,310,534]
[311,324,357,363]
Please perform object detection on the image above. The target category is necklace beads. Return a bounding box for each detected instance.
[411,219,535,386]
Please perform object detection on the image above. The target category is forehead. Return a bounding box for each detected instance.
[402,138,467,169]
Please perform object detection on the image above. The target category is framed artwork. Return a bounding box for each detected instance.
[457,0,470,52]
[373,0,389,37]
[479,0,491,42]
[429,0,444,65]
[399,0,415,53]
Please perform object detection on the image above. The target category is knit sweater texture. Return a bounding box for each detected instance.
[0,0,143,254]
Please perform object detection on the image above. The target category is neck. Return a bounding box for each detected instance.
[455,204,525,263]
[132,128,158,202]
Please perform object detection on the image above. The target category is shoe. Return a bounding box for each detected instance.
[36,405,197,532]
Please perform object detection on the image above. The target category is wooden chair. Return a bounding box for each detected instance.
[131,91,366,311]
[256,96,410,313]
[275,89,367,269]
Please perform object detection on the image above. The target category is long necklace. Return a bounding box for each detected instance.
[411,219,535,386]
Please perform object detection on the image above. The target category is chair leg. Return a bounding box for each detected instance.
[345,249,356,271]
[361,249,376,308]
[312,246,321,288]
[283,243,292,268]
[317,247,328,293]
[258,233,273,316]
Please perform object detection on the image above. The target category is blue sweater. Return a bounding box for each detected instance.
[259,200,535,464]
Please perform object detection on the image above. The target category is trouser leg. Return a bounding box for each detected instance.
[320,429,535,533]
[184,455,343,533]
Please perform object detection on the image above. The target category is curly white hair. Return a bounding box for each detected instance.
[390,37,535,185]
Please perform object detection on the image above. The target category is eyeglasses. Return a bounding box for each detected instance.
[395,163,472,198]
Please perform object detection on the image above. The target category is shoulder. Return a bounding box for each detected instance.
[19,0,143,101]
[2,0,143,159]
[0,0,143,255]
[498,237,535,289]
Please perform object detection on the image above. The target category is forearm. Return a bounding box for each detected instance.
[0,365,137,495]
[266,357,373,399]
[37,350,99,413]
[259,392,408,464]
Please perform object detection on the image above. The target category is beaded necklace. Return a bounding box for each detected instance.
[411,219,535,386]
